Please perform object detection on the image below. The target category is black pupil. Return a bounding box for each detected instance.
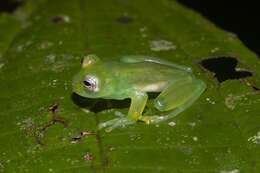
[83,80,91,87]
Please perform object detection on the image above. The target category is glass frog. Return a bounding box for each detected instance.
[72,55,206,132]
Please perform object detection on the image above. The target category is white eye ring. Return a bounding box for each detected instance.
[83,75,99,92]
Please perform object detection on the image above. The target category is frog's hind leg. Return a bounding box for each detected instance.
[120,55,192,72]
[140,78,206,124]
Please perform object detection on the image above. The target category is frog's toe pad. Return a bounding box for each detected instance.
[140,116,166,124]
[98,118,135,132]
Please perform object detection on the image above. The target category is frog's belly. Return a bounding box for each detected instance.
[137,81,167,92]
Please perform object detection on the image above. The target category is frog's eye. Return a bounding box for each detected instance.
[83,76,99,92]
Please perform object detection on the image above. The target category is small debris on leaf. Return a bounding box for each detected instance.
[220,169,240,173]
[84,152,94,161]
[149,40,176,51]
[116,16,133,24]
[248,131,260,144]
[39,41,54,50]
[71,130,95,143]
[108,146,115,152]
[206,97,216,105]
[192,136,198,141]
[51,15,70,24]
[0,63,4,69]
[48,103,59,114]
[168,121,176,127]
[36,102,67,145]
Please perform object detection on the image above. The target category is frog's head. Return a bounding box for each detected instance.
[72,54,108,98]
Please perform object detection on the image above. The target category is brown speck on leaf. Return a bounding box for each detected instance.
[36,102,67,145]
[48,103,59,113]
[108,146,115,152]
[116,16,133,24]
[71,130,95,143]
[52,16,64,23]
[81,131,95,136]
[51,15,70,24]
[84,152,94,161]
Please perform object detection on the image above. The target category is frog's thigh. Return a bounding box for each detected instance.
[154,79,206,111]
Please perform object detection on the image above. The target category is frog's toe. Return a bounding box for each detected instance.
[98,118,118,130]
[105,118,135,132]
[98,118,135,132]
[140,115,166,124]
[114,111,126,117]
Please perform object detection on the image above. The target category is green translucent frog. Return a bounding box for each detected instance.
[73,55,206,132]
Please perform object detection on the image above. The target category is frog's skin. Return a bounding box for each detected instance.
[73,55,206,132]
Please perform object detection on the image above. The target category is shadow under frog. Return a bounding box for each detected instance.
[71,92,131,113]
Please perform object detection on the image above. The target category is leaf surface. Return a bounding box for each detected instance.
[0,0,259,172]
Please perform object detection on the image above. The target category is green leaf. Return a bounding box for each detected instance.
[0,0,259,172]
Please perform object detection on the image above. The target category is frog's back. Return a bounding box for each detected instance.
[106,61,192,92]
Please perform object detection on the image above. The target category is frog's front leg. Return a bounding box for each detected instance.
[140,78,206,124]
[98,91,148,132]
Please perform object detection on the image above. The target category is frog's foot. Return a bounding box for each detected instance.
[98,118,136,132]
[139,115,166,124]
[114,111,126,118]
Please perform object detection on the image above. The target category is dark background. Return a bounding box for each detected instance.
[178,0,260,56]
[0,0,259,56]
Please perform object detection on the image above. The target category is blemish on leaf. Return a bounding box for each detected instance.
[48,103,59,113]
[188,122,196,128]
[139,26,147,32]
[210,47,220,53]
[168,121,176,127]
[36,103,68,145]
[108,146,115,152]
[71,130,95,143]
[248,131,260,144]
[26,144,41,155]
[225,92,259,110]
[51,15,70,24]
[192,136,198,141]
[179,146,193,155]
[200,57,252,83]
[0,63,4,70]
[129,134,142,141]
[225,94,242,110]
[220,169,240,173]
[149,40,176,51]
[206,97,216,105]
[139,26,148,38]
[253,86,260,91]
[116,16,133,24]
[45,54,56,63]
[0,161,4,172]
[38,41,54,49]
[16,45,24,52]
[84,152,95,161]
[18,117,37,137]
[243,79,260,91]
